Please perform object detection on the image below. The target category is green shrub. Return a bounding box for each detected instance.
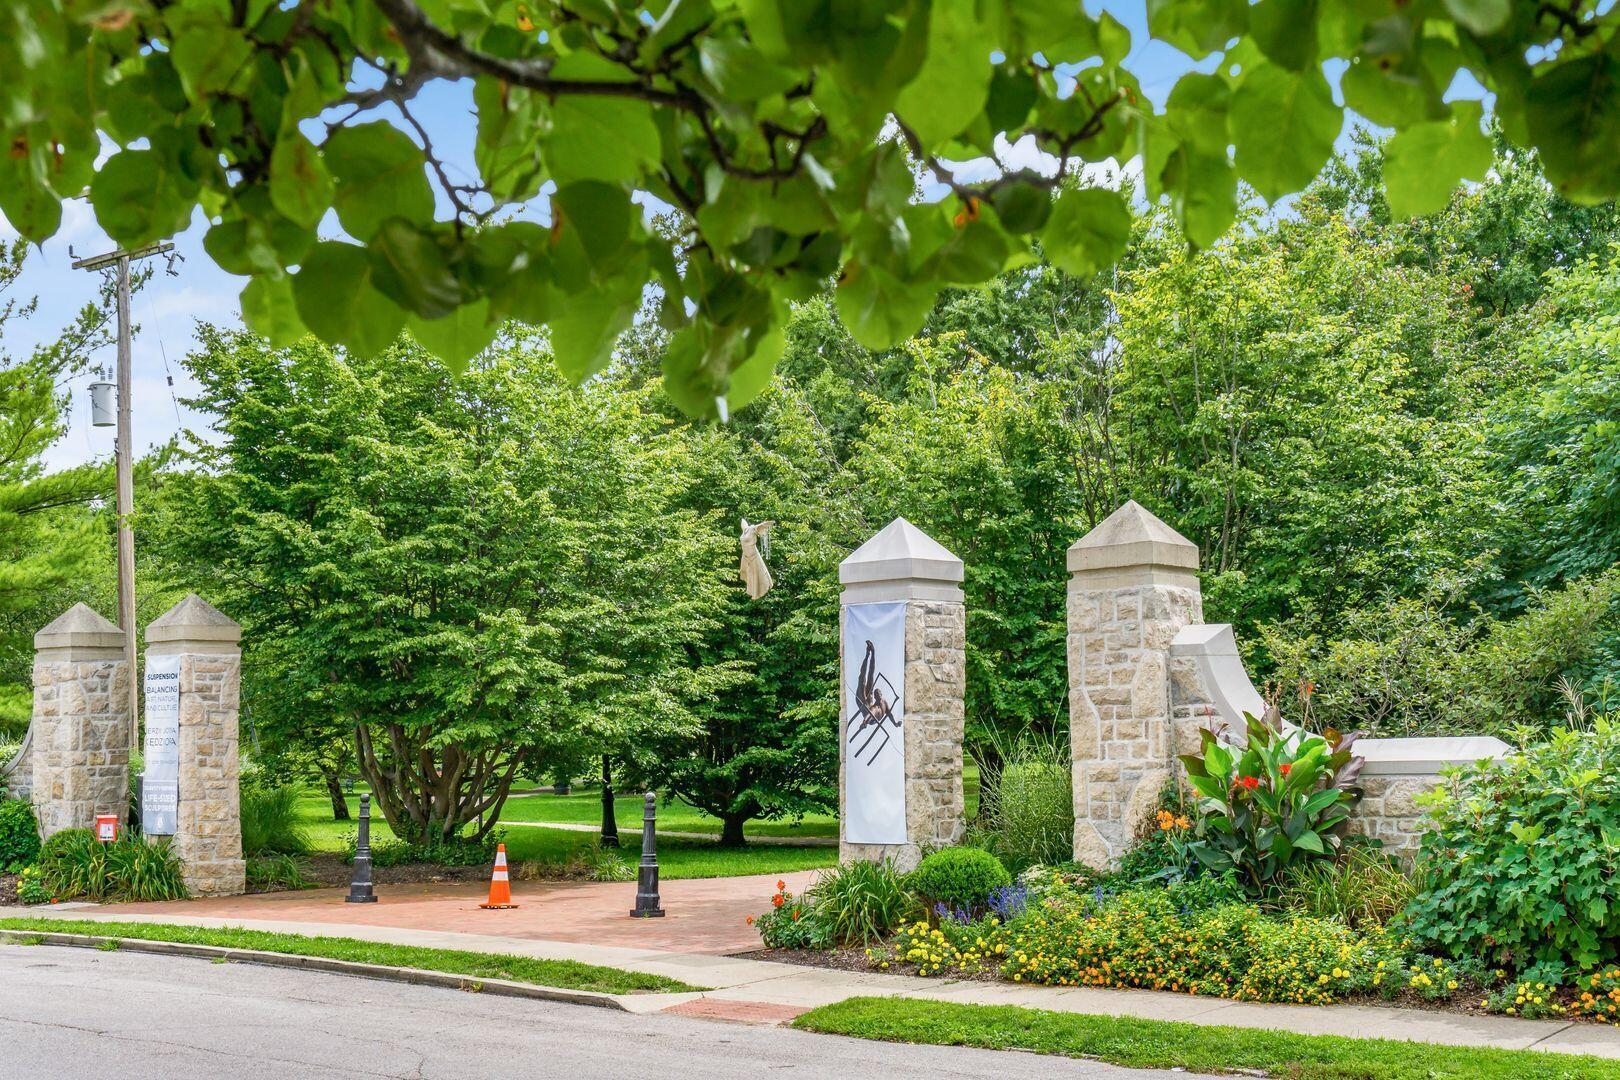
[240,783,308,856]
[356,831,500,867]
[753,879,833,950]
[39,828,188,902]
[1404,719,1620,971]
[246,853,312,891]
[1179,716,1360,895]
[909,847,1011,915]
[0,799,41,872]
[1278,845,1413,929]
[809,859,919,945]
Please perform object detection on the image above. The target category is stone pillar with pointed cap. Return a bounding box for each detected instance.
[1067,501,1203,868]
[26,604,133,839]
[838,518,966,871]
[147,593,245,896]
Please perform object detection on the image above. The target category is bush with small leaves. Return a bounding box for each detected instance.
[908,847,1012,917]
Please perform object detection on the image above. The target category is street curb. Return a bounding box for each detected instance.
[0,929,631,1011]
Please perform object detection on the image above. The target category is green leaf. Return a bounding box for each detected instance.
[171,24,254,99]
[1231,61,1340,203]
[894,0,993,147]
[1444,0,1510,35]
[1162,146,1236,249]
[1526,53,1620,206]
[550,181,632,272]
[985,63,1037,133]
[550,281,639,382]
[324,123,435,241]
[698,37,801,101]
[1039,187,1130,279]
[1148,0,1247,60]
[240,273,307,348]
[0,155,60,243]
[1293,829,1326,854]
[1249,0,1317,72]
[1166,73,1232,155]
[990,182,1052,234]
[269,132,333,229]
[366,219,468,319]
[1342,59,1443,129]
[1384,101,1492,219]
[833,260,936,351]
[291,241,406,357]
[90,149,196,247]
[409,300,499,373]
[544,56,660,185]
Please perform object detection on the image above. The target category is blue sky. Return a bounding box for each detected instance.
[2,1,1431,470]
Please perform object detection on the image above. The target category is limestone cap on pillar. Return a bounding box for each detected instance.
[840,517,964,604]
[34,603,126,662]
[147,594,242,656]
[1068,500,1200,589]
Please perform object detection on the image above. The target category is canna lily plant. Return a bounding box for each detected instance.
[1179,713,1365,895]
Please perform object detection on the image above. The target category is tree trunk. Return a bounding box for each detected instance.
[599,754,619,848]
[323,769,351,821]
[719,814,747,847]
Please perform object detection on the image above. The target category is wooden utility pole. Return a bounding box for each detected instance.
[72,241,173,750]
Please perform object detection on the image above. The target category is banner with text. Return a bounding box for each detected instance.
[843,601,906,844]
[142,653,180,836]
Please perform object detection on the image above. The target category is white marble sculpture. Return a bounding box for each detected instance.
[740,518,775,599]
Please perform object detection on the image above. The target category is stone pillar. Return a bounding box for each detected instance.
[28,604,132,839]
[147,594,245,897]
[839,518,965,871]
[1067,501,1202,868]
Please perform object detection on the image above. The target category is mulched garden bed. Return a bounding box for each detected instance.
[0,873,18,905]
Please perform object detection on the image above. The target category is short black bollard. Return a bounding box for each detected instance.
[629,791,664,918]
[346,793,378,904]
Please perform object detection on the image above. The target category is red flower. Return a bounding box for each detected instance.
[792,909,801,922]
[1279,764,1292,776]
[777,880,786,891]
[746,915,755,925]
[772,893,785,908]
[1237,775,1259,790]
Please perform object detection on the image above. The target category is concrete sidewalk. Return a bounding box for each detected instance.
[32,902,1620,1060]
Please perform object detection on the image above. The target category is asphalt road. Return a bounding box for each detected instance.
[0,943,1213,1080]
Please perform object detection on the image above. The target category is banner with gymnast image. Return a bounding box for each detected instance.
[843,601,906,845]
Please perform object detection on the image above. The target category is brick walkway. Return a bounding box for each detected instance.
[97,870,817,956]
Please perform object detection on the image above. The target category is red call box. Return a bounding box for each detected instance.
[95,814,118,843]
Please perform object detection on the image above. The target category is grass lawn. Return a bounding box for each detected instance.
[794,997,1620,1080]
[0,918,698,994]
[290,791,836,879]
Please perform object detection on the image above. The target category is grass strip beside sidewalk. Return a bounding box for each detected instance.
[0,918,698,996]
[793,997,1620,1080]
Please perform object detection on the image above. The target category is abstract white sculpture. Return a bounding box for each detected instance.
[740,518,775,599]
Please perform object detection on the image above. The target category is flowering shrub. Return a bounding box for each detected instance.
[1179,715,1362,894]
[15,864,52,905]
[1572,968,1620,1024]
[1404,720,1620,972]
[749,880,832,950]
[876,916,1010,977]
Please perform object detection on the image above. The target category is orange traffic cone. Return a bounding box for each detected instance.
[479,843,518,909]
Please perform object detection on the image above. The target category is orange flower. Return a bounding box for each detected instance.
[772,893,785,908]
[746,915,755,925]
[777,880,786,890]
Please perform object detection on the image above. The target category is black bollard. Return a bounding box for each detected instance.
[600,755,619,848]
[629,791,664,918]
[346,793,378,904]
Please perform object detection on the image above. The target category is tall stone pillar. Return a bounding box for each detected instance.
[1067,501,1202,868]
[839,518,965,871]
[29,604,132,839]
[147,594,245,897]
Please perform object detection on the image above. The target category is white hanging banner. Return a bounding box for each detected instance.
[142,653,181,836]
[843,601,906,844]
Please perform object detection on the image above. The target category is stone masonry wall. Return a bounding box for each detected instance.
[172,650,245,896]
[1,735,32,801]
[1345,775,1443,859]
[1070,580,1202,867]
[840,599,966,871]
[29,660,130,838]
